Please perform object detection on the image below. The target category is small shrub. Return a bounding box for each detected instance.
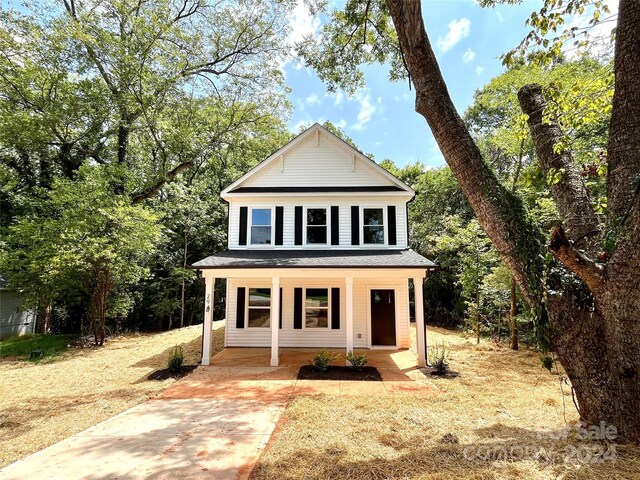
[167,345,184,373]
[428,341,450,375]
[346,351,368,371]
[311,349,340,372]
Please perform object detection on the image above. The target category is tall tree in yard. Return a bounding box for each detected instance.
[0,0,293,334]
[299,0,640,442]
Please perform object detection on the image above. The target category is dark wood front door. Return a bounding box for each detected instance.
[371,289,396,346]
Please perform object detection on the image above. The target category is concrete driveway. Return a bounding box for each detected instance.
[0,359,437,480]
[0,368,294,480]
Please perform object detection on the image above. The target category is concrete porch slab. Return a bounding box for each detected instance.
[211,347,419,371]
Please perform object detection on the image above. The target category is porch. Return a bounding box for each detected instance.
[210,347,418,369]
[193,249,437,369]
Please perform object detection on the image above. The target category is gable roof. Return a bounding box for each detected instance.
[221,123,414,197]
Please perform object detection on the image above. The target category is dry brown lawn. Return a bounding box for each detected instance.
[0,321,224,468]
[254,325,640,480]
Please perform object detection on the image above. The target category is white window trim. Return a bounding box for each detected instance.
[303,286,331,329]
[304,206,330,246]
[360,206,387,246]
[245,287,271,328]
[248,206,275,247]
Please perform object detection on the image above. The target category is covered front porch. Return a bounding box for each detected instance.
[210,346,418,369]
[192,250,437,369]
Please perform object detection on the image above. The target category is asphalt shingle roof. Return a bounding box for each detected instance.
[190,249,437,269]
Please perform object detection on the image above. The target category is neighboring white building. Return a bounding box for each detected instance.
[191,123,436,366]
[0,276,36,340]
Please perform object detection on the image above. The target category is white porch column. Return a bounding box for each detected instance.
[201,275,215,366]
[345,277,354,365]
[270,277,280,367]
[413,276,427,367]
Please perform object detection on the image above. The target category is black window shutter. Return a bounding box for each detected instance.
[236,287,246,328]
[351,206,359,245]
[279,288,283,329]
[239,207,248,246]
[331,206,339,245]
[388,205,397,245]
[275,206,284,246]
[293,288,303,329]
[331,288,340,329]
[294,206,303,245]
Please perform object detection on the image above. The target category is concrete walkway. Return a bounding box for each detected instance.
[0,361,437,480]
[0,378,287,480]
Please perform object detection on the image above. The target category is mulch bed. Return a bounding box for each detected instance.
[297,365,382,381]
[419,367,460,379]
[147,365,198,381]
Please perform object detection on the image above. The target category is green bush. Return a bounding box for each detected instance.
[167,345,184,373]
[311,349,340,372]
[427,341,450,375]
[346,351,368,371]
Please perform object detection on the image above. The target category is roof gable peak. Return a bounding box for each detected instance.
[222,123,413,196]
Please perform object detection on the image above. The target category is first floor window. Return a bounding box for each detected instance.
[251,208,272,244]
[306,208,327,244]
[305,288,329,328]
[363,208,384,244]
[248,288,271,327]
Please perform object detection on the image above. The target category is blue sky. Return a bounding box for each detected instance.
[284,0,541,167]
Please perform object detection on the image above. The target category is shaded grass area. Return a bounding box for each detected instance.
[254,325,640,480]
[0,321,225,468]
[0,334,73,360]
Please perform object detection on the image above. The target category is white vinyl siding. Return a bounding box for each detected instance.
[228,198,408,250]
[239,134,399,189]
[225,277,410,349]
[0,291,36,340]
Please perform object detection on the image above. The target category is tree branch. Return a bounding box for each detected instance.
[131,160,194,204]
[518,83,601,247]
[386,0,545,306]
[548,225,606,297]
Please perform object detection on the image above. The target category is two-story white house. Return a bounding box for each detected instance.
[191,123,436,367]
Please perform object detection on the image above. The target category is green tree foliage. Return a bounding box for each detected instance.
[0,0,294,336]
[465,58,612,216]
[0,166,160,344]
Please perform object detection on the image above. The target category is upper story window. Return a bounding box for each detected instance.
[251,208,272,245]
[363,208,384,244]
[247,288,271,327]
[306,208,327,244]
[305,288,329,328]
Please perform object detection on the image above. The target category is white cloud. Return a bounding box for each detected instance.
[496,11,505,24]
[305,93,321,106]
[334,91,344,106]
[292,119,310,132]
[336,119,347,129]
[293,61,304,71]
[352,89,376,131]
[563,0,617,60]
[288,1,321,46]
[475,66,484,75]
[436,18,471,53]
[463,48,476,63]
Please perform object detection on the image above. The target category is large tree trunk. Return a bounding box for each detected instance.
[386,0,640,442]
